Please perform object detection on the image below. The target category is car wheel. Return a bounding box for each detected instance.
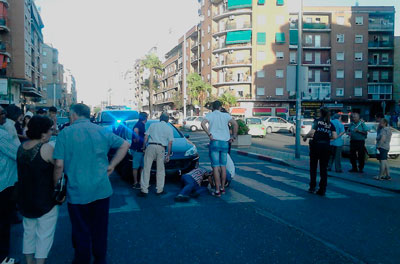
[389,154,399,159]
[266,127,272,134]
[190,126,197,132]
[289,127,294,135]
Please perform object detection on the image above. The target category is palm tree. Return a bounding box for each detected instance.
[219,92,237,109]
[187,73,212,115]
[140,54,163,118]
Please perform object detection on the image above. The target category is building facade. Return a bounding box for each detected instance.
[394,36,400,112]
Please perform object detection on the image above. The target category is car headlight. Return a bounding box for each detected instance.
[184,145,198,156]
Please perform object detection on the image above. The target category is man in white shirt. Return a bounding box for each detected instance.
[201,101,238,197]
[139,113,174,196]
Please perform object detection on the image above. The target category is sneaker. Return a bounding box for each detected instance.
[132,183,141,189]
[308,188,316,193]
[156,190,167,196]
[137,191,147,197]
[211,191,221,197]
[316,189,326,196]
[220,188,226,195]
[174,195,190,202]
[1,257,20,264]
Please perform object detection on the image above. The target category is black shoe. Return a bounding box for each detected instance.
[156,190,167,196]
[316,189,326,196]
[174,195,190,202]
[308,188,316,193]
[137,191,147,197]
[349,169,358,173]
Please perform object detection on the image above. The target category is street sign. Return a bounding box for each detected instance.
[0,79,7,95]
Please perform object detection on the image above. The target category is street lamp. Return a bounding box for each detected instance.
[295,0,303,159]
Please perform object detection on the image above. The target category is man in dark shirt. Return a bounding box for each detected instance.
[130,112,148,189]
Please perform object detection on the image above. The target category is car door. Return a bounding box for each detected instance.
[269,118,279,132]
[278,118,289,131]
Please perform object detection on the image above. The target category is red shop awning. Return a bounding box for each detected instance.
[253,108,272,116]
[276,108,288,113]
[231,108,246,115]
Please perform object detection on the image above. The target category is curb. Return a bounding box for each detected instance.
[231,149,400,194]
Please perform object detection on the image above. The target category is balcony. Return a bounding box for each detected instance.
[302,83,331,100]
[213,22,252,37]
[303,60,331,67]
[191,41,199,50]
[213,58,252,70]
[368,41,394,49]
[0,16,9,32]
[302,23,331,31]
[368,84,392,100]
[368,23,394,31]
[191,55,200,64]
[214,75,252,86]
[213,8,252,21]
[368,59,393,67]
[0,0,9,8]
[213,43,252,54]
[303,45,331,50]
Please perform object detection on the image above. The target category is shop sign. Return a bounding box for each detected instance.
[302,102,322,108]
[254,102,281,107]
[324,103,344,108]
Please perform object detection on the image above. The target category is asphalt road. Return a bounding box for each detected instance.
[10,131,400,264]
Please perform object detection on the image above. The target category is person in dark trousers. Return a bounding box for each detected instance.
[303,108,337,196]
[347,112,369,173]
[53,104,130,264]
[174,168,212,202]
[130,112,148,189]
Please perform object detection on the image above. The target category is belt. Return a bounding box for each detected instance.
[148,143,165,148]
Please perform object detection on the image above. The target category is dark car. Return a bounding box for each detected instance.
[96,110,139,131]
[116,120,199,180]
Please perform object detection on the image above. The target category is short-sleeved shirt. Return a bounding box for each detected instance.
[0,127,18,192]
[330,119,345,147]
[130,121,146,152]
[205,110,232,141]
[377,127,392,151]
[146,121,174,147]
[53,118,125,205]
[185,167,207,185]
[348,121,369,141]
[312,118,336,143]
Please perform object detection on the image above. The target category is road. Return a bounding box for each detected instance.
[10,131,400,264]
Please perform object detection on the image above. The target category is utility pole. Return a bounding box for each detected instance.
[183,33,187,120]
[295,0,303,159]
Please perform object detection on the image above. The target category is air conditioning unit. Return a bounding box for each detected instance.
[229,15,235,20]
[215,54,219,58]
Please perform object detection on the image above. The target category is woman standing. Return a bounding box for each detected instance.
[16,116,59,264]
[303,108,337,196]
[375,119,392,180]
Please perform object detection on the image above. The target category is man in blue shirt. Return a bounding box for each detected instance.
[130,112,147,189]
[328,114,345,173]
[53,104,129,264]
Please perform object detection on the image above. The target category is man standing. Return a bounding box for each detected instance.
[48,106,58,135]
[0,106,20,264]
[348,112,369,173]
[53,104,129,264]
[2,105,21,145]
[328,114,345,173]
[130,112,148,189]
[201,101,238,197]
[139,113,174,197]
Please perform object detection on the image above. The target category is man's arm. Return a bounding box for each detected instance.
[201,119,213,140]
[165,140,173,163]
[228,118,238,142]
[0,134,19,160]
[53,159,64,186]
[108,141,130,176]
[133,127,139,143]
[143,134,149,150]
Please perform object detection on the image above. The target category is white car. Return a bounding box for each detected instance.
[342,122,400,159]
[261,116,295,134]
[295,119,315,136]
[183,116,204,132]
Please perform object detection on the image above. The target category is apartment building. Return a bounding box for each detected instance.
[198,0,395,119]
[394,36,400,112]
[64,68,77,107]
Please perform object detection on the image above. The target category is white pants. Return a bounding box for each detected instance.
[23,206,59,259]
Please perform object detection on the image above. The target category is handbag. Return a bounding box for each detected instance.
[53,174,67,204]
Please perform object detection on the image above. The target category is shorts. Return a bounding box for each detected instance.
[377,148,389,161]
[132,151,144,169]
[209,140,229,168]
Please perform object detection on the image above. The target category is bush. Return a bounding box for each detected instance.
[237,119,249,135]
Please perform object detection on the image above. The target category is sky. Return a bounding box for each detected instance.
[35,0,398,107]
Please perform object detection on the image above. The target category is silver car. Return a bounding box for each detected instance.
[183,116,204,132]
[297,119,315,136]
[261,116,295,134]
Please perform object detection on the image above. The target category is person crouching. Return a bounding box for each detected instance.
[175,168,212,202]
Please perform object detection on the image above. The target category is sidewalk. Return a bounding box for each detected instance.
[231,145,400,193]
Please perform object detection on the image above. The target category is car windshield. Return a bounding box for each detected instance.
[186,117,196,121]
[101,111,139,123]
[247,118,261,124]
[303,121,314,126]
[126,120,183,139]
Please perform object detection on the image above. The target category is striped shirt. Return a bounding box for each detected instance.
[0,127,19,192]
[185,168,207,185]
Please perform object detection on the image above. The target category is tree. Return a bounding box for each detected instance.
[172,91,183,110]
[219,92,237,109]
[140,54,163,118]
[187,73,212,115]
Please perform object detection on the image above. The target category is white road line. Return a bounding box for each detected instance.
[234,175,303,201]
[220,189,255,203]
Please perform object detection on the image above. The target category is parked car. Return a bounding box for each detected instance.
[293,119,315,136]
[183,116,204,132]
[116,120,200,178]
[245,118,267,137]
[261,116,295,134]
[342,122,400,159]
[96,110,139,127]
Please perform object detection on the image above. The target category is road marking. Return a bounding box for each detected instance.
[220,189,255,203]
[234,175,303,201]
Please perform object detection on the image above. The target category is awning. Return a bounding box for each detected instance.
[226,30,252,45]
[253,108,271,116]
[289,30,298,45]
[257,32,266,45]
[276,108,288,113]
[231,108,246,115]
[227,0,252,10]
[276,0,284,5]
[258,0,265,4]
[275,32,286,43]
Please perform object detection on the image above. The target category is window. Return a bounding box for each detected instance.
[276,70,284,78]
[308,70,313,80]
[201,60,204,68]
[207,58,210,65]
[201,30,204,38]
[373,71,379,82]
[337,34,344,43]
[355,70,363,79]
[207,41,210,50]
[355,35,363,44]
[289,52,296,63]
[257,70,265,78]
[305,52,312,62]
[354,87,363,97]
[257,87,265,96]
[207,74,210,81]
[207,9,210,17]
[355,16,363,25]
[382,35,389,43]
[276,16,285,25]
[382,53,389,63]
[207,25,210,33]
[257,15,266,25]
[42,64,47,69]
[43,75,47,80]
[258,0,265,4]
[257,32,266,45]
[276,51,284,60]
[337,16,345,25]
[42,51,47,56]
[336,52,344,61]
[305,35,313,44]
[201,45,204,52]
[306,17,312,23]
[276,0,284,6]
[257,51,266,60]
[201,0,204,6]
[336,88,344,97]
[336,70,344,79]
[275,32,285,43]
[382,71,389,80]
[355,52,363,61]
[276,88,284,96]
